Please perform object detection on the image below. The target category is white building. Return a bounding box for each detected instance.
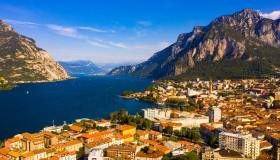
[87,149,104,160]
[208,106,221,122]
[168,115,209,128]
[142,108,209,128]
[142,108,171,120]
[219,132,260,159]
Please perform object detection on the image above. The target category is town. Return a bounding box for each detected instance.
[1,78,280,160]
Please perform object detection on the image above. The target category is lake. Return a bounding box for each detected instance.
[0,76,151,140]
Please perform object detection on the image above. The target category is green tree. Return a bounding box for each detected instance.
[77,147,85,159]
[185,151,200,160]
[0,140,4,148]
[62,125,71,131]
[163,126,173,135]
[208,134,219,148]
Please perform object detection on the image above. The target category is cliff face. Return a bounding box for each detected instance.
[109,9,280,79]
[0,20,69,83]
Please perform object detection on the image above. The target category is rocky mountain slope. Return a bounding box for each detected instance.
[59,60,105,75]
[109,9,280,79]
[0,20,69,83]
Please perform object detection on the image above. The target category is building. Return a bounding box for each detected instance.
[106,145,137,160]
[143,108,209,128]
[87,149,104,160]
[136,150,163,160]
[116,125,136,136]
[20,133,45,152]
[208,106,221,122]
[95,119,111,128]
[219,132,260,159]
[142,108,171,120]
[202,147,250,160]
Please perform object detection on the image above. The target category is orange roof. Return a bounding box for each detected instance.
[137,130,161,136]
[70,125,83,132]
[96,119,111,124]
[116,125,136,131]
[160,122,182,127]
[21,152,34,158]
[61,132,71,137]
[87,129,98,134]
[154,145,171,154]
[179,141,193,146]
[83,130,114,139]
[85,138,112,148]
[0,147,10,155]
[68,151,76,155]
[50,156,59,160]
[65,140,82,147]
[260,141,272,149]
[5,137,21,144]
[7,151,21,157]
[143,139,160,146]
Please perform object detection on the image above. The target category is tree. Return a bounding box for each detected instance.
[62,125,70,131]
[185,151,200,160]
[0,140,4,148]
[162,151,200,160]
[188,129,201,142]
[164,126,173,135]
[77,147,85,159]
[208,134,219,148]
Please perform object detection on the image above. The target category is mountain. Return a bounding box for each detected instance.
[0,20,69,83]
[109,9,280,79]
[99,62,141,72]
[59,60,105,75]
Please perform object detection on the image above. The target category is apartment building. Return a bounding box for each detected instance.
[219,132,260,159]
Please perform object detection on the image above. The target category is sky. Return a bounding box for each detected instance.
[0,0,280,65]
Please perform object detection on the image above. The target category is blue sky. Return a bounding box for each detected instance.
[0,0,280,64]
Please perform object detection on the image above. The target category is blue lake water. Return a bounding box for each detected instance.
[0,76,151,140]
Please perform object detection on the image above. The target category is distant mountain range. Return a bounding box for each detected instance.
[0,20,69,83]
[59,60,105,75]
[109,9,280,79]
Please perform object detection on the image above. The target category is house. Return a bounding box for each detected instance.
[4,137,22,149]
[159,122,182,132]
[136,150,163,160]
[116,125,136,142]
[84,138,113,154]
[136,130,162,141]
[20,133,45,152]
[95,119,111,128]
[116,125,136,136]
[0,148,10,159]
[70,125,83,133]
[106,144,137,160]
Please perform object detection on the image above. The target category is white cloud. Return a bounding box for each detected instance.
[260,10,280,20]
[137,20,152,27]
[46,24,79,38]
[4,19,39,26]
[87,40,109,48]
[79,26,115,33]
[109,42,129,49]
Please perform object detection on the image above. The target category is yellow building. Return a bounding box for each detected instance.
[116,125,136,142]
[116,125,136,136]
